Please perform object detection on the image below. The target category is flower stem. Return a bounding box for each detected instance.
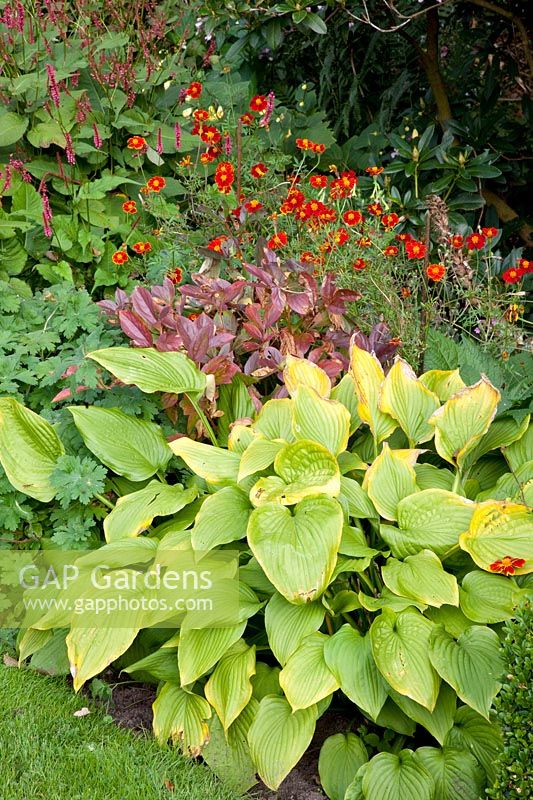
[185,393,218,446]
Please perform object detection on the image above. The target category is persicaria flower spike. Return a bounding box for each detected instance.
[92,123,102,149]
[174,122,181,149]
[40,186,53,238]
[64,132,76,165]
[156,128,163,155]
[46,64,60,108]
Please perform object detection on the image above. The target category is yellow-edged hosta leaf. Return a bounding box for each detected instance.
[178,623,247,686]
[349,344,397,443]
[88,347,206,395]
[204,640,256,731]
[250,440,340,506]
[247,496,343,604]
[280,632,339,710]
[370,608,440,710]
[460,570,525,624]
[228,424,254,453]
[68,624,140,691]
[465,413,530,469]
[379,359,440,445]
[428,378,501,469]
[0,398,64,501]
[330,373,361,434]
[283,355,331,398]
[169,438,241,484]
[459,501,533,574]
[103,481,198,542]
[292,386,350,455]
[247,696,317,790]
[363,443,419,521]
[152,683,211,755]
[389,683,457,746]
[265,592,325,666]
[252,399,295,441]
[191,486,251,551]
[68,406,171,481]
[382,550,459,608]
[238,438,285,482]
[504,421,532,471]
[419,369,466,402]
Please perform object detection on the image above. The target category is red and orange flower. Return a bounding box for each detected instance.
[268,231,288,249]
[122,200,137,214]
[365,166,383,176]
[112,250,129,265]
[207,235,228,253]
[132,241,152,254]
[382,212,400,229]
[250,163,268,179]
[489,556,526,576]
[501,267,523,284]
[353,258,367,270]
[200,125,222,145]
[405,240,427,259]
[168,267,183,284]
[309,175,328,188]
[426,263,446,281]
[343,210,363,226]
[466,232,486,250]
[383,245,399,257]
[185,81,202,99]
[245,199,264,213]
[146,176,166,193]
[481,227,499,239]
[127,136,147,150]
[250,94,268,113]
[450,235,464,248]
[214,161,235,194]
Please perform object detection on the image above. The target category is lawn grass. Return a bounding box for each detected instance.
[0,664,242,800]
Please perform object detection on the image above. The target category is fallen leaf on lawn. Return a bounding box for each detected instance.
[73,707,91,717]
[3,654,18,668]
[164,780,175,792]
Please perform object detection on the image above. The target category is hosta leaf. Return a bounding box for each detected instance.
[382,550,459,608]
[170,438,241,485]
[247,496,343,604]
[251,663,282,700]
[228,424,254,453]
[388,682,456,745]
[414,464,454,491]
[178,623,246,686]
[340,477,377,518]
[425,605,474,638]
[460,570,523,623]
[459,501,532,574]
[445,706,501,782]
[379,358,440,444]
[238,438,284,482]
[125,647,180,683]
[104,482,198,542]
[375,698,417,735]
[0,398,64,501]
[252,399,295,441]
[265,592,325,666]
[191,486,251,551]
[88,347,206,395]
[465,413,530,468]
[152,683,211,755]
[416,746,485,800]
[292,386,350,455]
[370,608,440,710]
[67,625,139,691]
[350,344,397,443]
[318,733,368,800]
[203,699,259,793]
[279,632,340,710]
[428,378,500,469]
[359,589,427,613]
[284,355,331,398]
[361,750,435,800]
[504,421,532,471]
[68,406,171,481]
[247,696,317,790]
[250,439,340,506]
[323,625,387,719]
[331,373,361,433]
[428,624,503,718]
[363,443,419,521]
[205,640,256,731]
[419,369,466,402]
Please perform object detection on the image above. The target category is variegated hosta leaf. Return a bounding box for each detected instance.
[349,343,397,443]
[238,438,285,482]
[250,439,340,506]
[419,369,466,402]
[204,640,256,731]
[382,550,459,608]
[152,683,211,755]
[247,496,343,604]
[203,698,259,793]
[252,398,295,441]
[283,355,331,398]
[459,501,533,574]
[169,438,241,484]
[363,443,419,521]
[379,358,440,445]
[103,481,198,542]
[292,386,350,455]
[178,623,246,686]
[88,347,206,395]
[279,632,340,710]
[247,696,318,790]
[460,570,526,623]
[67,624,140,691]
[428,377,501,469]
[0,398,64,501]
[191,486,251,551]
[265,592,325,666]
[464,413,530,469]
[331,372,361,434]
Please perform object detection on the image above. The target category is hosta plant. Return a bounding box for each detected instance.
[1,343,532,799]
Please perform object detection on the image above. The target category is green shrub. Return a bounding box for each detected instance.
[487,602,532,800]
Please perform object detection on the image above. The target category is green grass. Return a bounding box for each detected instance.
[0,664,242,800]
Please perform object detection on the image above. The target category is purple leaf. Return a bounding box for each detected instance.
[118,311,154,347]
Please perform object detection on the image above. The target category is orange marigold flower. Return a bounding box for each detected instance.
[207,235,228,253]
[285,189,305,209]
[186,81,202,99]
[200,125,222,145]
[127,135,147,150]
[251,163,268,178]
[240,112,254,126]
[343,210,363,226]
[112,250,129,265]
[489,556,526,576]
[365,166,383,176]
[132,241,152,254]
[451,235,464,248]
[250,94,268,113]
[122,200,137,214]
[320,207,337,223]
[193,109,210,122]
[313,143,326,154]
[405,240,427,259]
[179,155,192,167]
[501,267,523,284]
[333,227,349,246]
[168,267,183,284]
[367,202,383,217]
[300,251,316,263]
[427,263,446,281]
[505,303,523,323]
[353,258,367,270]
[482,226,499,239]
[310,175,328,188]
[466,232,486,250]
[518,258,532,273]
[401,287,411,298]
[356,236,372,248]
[146,176,166,193]
[245,199,264,213]
[382,212,400,229]
[268,231,288,249]
[384,245,399,257]
[395,232,413,243]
